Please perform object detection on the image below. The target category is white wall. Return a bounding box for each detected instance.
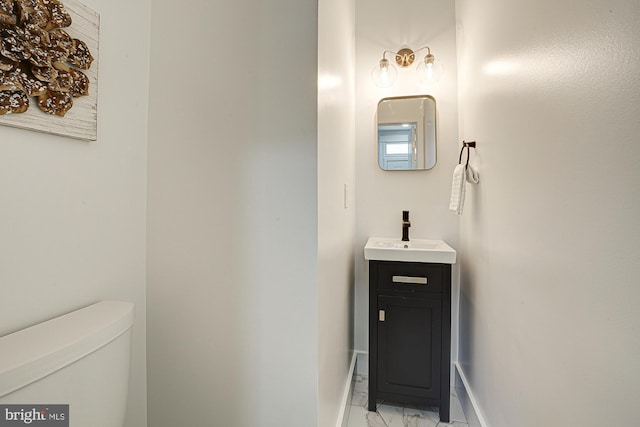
[146,0,319,426]
[354,0,459,359]
[0,0,151,425]
[318,0,356,424]
[455,0,640,425]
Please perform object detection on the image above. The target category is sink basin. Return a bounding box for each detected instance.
[364,237,457,264]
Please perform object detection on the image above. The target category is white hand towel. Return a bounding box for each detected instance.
[449,164,466,215]
[466,164,480,184]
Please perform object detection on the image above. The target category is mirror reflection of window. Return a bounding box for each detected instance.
[378,123,418,170]
[376,96,437,171]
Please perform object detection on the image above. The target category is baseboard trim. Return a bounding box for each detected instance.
[335,351,358,427]
[354,350,367,375]
[454,362,489,427]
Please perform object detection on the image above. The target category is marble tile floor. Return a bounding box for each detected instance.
[347,374,468,427]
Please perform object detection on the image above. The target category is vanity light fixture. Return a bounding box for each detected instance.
[371,46,443,88]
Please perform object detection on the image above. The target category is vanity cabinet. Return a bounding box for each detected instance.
[368,260,451,422]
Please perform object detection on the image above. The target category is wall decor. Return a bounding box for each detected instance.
[0,0,99,141]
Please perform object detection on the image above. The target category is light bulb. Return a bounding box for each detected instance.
[371,58,397,88]
[416,53,443,85]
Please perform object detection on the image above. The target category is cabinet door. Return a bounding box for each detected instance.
[377,295,442,399]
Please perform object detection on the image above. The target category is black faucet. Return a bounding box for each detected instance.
[402,210,411,241]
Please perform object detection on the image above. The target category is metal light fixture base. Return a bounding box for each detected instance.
[395,48,415,67]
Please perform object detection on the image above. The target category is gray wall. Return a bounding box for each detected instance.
[455,0,640,425]
[147,0,320,425]
[318,0,357,424]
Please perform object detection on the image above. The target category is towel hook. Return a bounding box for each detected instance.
[458,140,476,168]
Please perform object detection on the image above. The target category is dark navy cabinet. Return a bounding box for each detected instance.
[368,260,451,422]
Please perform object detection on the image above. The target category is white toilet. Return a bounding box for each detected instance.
[0,301,135,427]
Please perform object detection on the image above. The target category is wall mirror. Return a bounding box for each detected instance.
[376,95,437,170]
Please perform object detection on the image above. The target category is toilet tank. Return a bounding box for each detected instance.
[0,301,135,427]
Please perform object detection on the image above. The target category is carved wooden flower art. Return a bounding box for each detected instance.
[0,0,93,117]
